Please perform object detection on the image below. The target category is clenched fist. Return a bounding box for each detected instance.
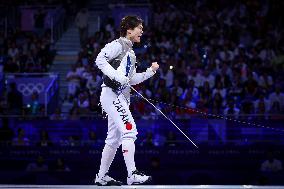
[151,62,159,72]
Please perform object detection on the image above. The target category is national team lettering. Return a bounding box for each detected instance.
[113,98,130,124]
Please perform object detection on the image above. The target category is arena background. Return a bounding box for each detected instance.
[0,0,284,186]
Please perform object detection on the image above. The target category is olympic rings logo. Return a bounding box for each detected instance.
[18,83,45,96]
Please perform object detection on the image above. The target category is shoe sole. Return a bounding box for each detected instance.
[95,181,122,186]
[130,176,152,185]
[95,182,104,186]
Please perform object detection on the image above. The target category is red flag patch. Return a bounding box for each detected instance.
[125,122,132,130]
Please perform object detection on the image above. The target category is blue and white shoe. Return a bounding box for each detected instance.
[127,170,152,185]
[95,173,122,186]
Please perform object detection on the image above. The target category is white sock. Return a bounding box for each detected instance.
[122,139,136,176]
[98,144,117,178]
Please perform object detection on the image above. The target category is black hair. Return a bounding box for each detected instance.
[120,15,143,37]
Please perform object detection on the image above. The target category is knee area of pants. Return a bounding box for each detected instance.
[105,141,120,149]
[119,129,136,138]
[122,129,137,137]
[122,134,137,142]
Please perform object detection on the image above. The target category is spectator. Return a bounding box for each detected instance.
[165,131,178,147]
[203,69,215,89]
[242,72,259,99]
[86,71,101,95]
[140,131,155,147]
[258,72,273,91]
[0,119,14,146]
[66,135,80,146]
[33,7,47,37]
[7,42,19,61]
[0,95,6,113]
[4,57,19,72]
[50,107,66,120]
[254,94,270,114]
[269,101,282,114]
[228,72,242,100]
[138,84,152,99]
[37,130,53,147]
[7,82,23,115]
[66,64,81,101]
[88,130,97,142]
[261,151,283,173]
[30,91,40,116]
[55,158,71,172]
[75,60,85,77]
[84,130,103,146]
[241,100,255,115]
[104,17,115,40]
[75,8,89,46]
[77,91,89,114]
[69,107,80,120]
[184,92,196,109]
[89,94,101,113]
[212,81,227,99]
[26,156,49,172]
[210,93,223,114]
[159,66,174,88]
[12,128,30,146]
[199,81,211,106]
[224,99,240,119]
[184,79,199,102]
[269,85,284,111]
[170,79,183,97]
[193,70,205,88]
[154,79,169,102]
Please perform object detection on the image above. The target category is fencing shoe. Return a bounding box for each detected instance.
[94,173,122,186]
[127,170,152,185]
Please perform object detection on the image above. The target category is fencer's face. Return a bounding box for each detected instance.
[127,24,143,43]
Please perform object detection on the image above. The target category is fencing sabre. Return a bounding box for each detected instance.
[130,85,199,149]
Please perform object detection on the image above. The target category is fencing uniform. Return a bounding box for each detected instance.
[96,36,155,147]
[95,37,155,185]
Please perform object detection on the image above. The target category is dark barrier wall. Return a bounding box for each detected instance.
[0,146,283,185]
[1,117,283,185]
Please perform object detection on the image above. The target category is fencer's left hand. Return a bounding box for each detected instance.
[151,62,159,72]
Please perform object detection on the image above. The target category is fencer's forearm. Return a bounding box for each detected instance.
[129,68,155,85]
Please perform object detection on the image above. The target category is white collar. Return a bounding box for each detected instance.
[120,37,133,48]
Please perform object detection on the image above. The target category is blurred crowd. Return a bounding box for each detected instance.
[0,30,55,73]
[65,0,284,119]
[0,0,87,73]
[0,0,284,119]
[0,0,87,116]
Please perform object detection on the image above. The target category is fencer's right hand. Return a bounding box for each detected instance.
[113,73,129,85]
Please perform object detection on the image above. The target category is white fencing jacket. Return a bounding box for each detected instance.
[95,37,156,103]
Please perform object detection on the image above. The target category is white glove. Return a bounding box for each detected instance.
[113,72,129,85]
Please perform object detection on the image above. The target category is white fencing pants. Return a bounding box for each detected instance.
[100,87,138,149]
